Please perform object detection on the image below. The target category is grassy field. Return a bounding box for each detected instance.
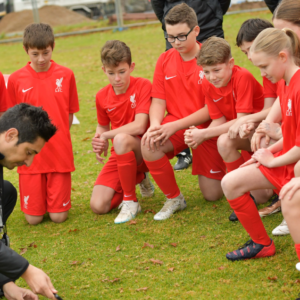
[0,10,299,300]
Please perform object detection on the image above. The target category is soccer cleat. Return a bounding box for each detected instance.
[174,152,192,171]
[296,262,300,271]
[154,193,187,221]
[229,194,256,222]
[272,218,290,236]
[258,195,281,217]
[139,172,155,198]
[114,201,141,224]
[226,239,275,261]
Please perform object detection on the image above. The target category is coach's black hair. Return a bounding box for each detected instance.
[0,103,57,144]
[236,19,274,47]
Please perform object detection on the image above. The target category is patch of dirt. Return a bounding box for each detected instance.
[0,5,93,34]
[229,1,268,12]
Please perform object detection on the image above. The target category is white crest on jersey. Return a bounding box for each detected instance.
[24,195,29,209]
[198,70,204,84]
[55,77,63,92]
[286,99,292,116]
[130,93,136,108]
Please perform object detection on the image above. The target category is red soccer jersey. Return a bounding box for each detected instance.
[0,71,13,112]
[203,65,264,121]
[96,76,151,131]
[263,77,278,99]
[151,42,210,128]
[7,61,79,174]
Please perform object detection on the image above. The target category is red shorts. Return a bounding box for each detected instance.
[259,151,295,192]
[19,172,71,215]
[162,114,226,180]
[94,149,149,193]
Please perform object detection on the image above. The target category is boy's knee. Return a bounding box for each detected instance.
[49,212,68,223]
[217,134,232,156]
[221,174,235,196]
[202,190,222,202]
[25,214,44,225]
[113,133,132,154]
[90,197,110,214]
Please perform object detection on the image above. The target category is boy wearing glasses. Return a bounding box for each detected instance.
[141,3,226,221]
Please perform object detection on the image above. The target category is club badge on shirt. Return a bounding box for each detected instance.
[130,93,136,108]
[55,77,63,92]
[198,71,204,84]
[286,99,292,116]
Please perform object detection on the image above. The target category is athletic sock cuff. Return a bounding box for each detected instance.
[228,192,251,211]
[116,151,135,163]
[224,155,245,173]
[145,155,169,170]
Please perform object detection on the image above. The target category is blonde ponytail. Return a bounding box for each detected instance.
[250,27,300,65]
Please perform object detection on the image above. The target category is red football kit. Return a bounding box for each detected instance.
[202,65,264,172]
[95,77,151,206]
[144,44,226,200]
[7,61,79,215]
[259,69,300,190]
[203,65,264,121]
[0,71,13,112]
[227,70,300,247]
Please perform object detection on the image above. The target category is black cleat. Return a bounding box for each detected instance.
[228,194,256,222]
[174,153,192,171]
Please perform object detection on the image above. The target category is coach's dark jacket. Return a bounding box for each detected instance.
[151,0,231,49]
[0,242,29,289]
[264,0,281,13]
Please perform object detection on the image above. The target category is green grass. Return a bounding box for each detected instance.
[0,10,298,300]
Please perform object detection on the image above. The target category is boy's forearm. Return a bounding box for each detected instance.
[203,118,234,140]
[265,97,282,123]
[268,138,283,154]
[102,118,148,139]
[149,98,166,127]
[96,124,110,136]
[243,108,271,124]
[171,106,210,132]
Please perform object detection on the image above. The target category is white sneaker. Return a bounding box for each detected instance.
[139,172,155,198]
[272,219,290,236]
[154,193,186,221]
[114,201,141,224]
[296,262,300,271]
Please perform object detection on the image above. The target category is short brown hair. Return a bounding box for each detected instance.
[273,0,300,27]
[101,40,131,67]
[165,3,197,29]
[236,19,273,47]
[197,37,232,66]
[23,23,54,51]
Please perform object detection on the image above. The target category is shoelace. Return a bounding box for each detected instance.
[118,202,133,214]
[160,199,178,213]
[238,239,254,250]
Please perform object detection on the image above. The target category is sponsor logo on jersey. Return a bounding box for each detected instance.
[22,87,33,93]
[24,195,29,209]
[198,71,204,84]
[55,77,63,92]
[165,75,177,80]
[130,93,136,108]
[286,99,292,116]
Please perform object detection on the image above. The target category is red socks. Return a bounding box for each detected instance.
[110,192,123,210]
[116,151,138,201]
[295,244,300,261]
[145,155,180,199]
[224,155,245,173]
[228,192,270,246]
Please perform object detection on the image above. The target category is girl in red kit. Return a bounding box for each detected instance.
[221,27,300,261]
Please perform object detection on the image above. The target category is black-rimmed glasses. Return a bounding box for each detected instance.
[165,26,195,43]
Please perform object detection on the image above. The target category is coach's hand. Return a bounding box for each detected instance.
[280,177,300,200]
[21,265,57,299]
[142,126,161,152]
[150,123,176,146]
[3,282,38,300]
